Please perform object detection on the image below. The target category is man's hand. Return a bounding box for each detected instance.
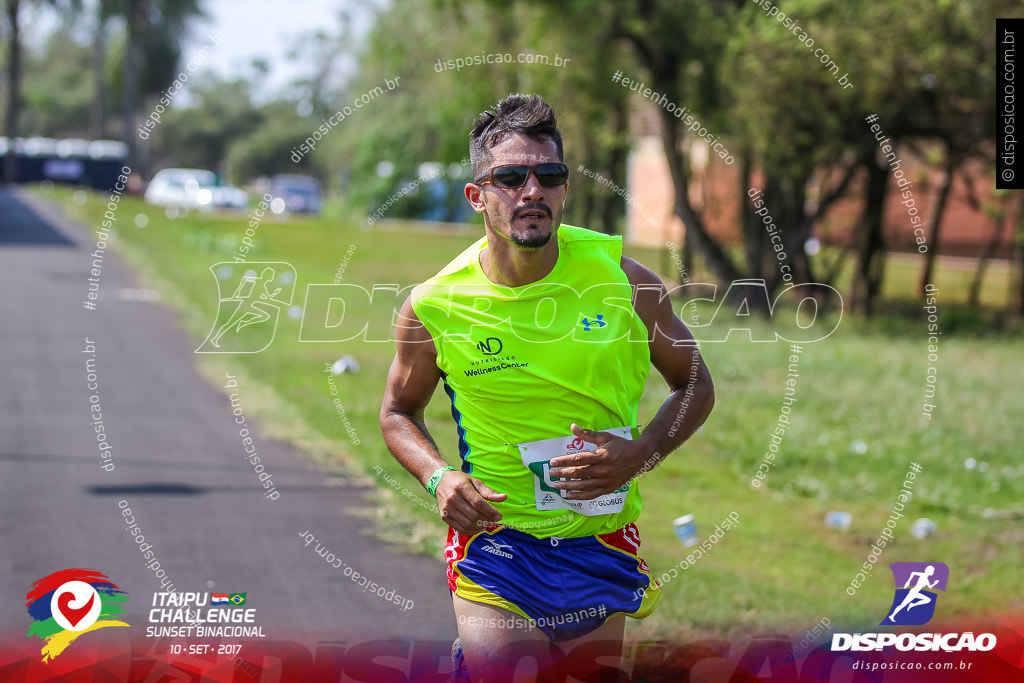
[435,470,507,536]
[547,424,653,500]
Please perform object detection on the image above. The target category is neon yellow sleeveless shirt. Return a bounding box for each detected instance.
[411,225,651,538]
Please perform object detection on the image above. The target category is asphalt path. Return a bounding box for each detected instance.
[0,188,456,655]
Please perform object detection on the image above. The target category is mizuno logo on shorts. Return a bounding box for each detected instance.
[480,540,514,558]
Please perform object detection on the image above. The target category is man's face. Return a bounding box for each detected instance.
[466,135,567,250]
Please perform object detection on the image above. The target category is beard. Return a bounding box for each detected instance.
[506,201,559,249]
[509,224,553,248]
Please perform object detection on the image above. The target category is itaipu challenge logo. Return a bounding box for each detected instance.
[25,569,129,661]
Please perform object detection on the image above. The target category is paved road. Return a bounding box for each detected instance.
[0,188,455,650]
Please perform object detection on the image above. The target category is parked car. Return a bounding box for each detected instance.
[268,174,322,215]
[144,168,249,210]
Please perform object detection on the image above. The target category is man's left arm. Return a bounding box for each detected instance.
[548,256,714,499]
[622,255,715,467]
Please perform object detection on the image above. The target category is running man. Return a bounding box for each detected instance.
[380,94,715,680]
[209,267,284,347]
[888,565,939,622]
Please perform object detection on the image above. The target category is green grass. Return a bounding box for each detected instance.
[43,185,1024,638]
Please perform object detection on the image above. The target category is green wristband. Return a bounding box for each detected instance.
[427,466,456,497]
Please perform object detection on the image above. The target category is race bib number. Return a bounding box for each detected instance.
[517,426,632,516]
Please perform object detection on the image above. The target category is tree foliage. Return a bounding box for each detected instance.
[8,0,1018,315]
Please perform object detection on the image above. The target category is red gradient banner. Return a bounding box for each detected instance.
[1,619,1021,682]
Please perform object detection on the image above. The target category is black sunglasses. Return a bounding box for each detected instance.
[474,163,569,189]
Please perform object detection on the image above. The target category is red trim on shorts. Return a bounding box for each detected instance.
[445,526,497,591]
[444,527,465,592]
[597,522,651,573]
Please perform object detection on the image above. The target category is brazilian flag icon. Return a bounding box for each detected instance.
[229,593,246,605]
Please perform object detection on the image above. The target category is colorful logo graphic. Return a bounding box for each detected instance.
[25,569,129,661]
[578,314,606,331]
[569,437,585,451]
[883,562,949,626]
[197,262,297,353]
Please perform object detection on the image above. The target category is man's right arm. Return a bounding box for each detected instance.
[379,295,506,535]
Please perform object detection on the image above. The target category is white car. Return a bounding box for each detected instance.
[144,168,249,210]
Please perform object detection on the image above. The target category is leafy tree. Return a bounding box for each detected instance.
[4,0,27,183]
[115,0,203,171]
[824,0,1001,313]
[3,0,81,182]
[20,30,94,136]
[335,0,633,229]
[225,100,323,183]
[150,75,263,174]
[522,0,1009,315]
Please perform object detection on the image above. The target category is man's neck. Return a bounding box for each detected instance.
[479,229,559,288]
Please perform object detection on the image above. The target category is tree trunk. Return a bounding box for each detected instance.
[795,156,862,289]
[968,209,1007,308]
[1013,236,1024,317]
[657,105,741,285]
[682,219,693,283]
[740,155,764,280]
[4,0,21,184]
[918,157,957,297]
[785,178,815,286]
[595,181,614,234]
[1009,196,1024,317]
[852,159,890,316]
[91,14,108,139]
[598,96,628,235]
[610,13,741,288]
[122,0,147,173]
[761,178,786,284]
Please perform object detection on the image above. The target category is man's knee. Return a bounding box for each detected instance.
[463,638,556,682]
